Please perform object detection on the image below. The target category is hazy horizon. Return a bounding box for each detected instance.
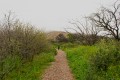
[0,0,113,31]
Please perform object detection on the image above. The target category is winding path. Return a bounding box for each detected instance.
[42,50,74,80]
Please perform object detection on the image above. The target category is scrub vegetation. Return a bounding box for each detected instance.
[65,40,120,80]
[0,12,55,80]
[62,1,120,80]
[0,0,120,80]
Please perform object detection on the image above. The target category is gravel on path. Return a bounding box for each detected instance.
[42,50,75,80]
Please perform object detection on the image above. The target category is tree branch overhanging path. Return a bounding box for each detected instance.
[42,50,74,80]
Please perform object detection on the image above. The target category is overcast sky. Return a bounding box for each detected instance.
[0,0,114,31]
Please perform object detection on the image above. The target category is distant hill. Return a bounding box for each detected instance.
[46,31,68,41]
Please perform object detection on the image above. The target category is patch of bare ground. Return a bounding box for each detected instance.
[42,50,74,80]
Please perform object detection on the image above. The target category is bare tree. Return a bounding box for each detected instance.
[89,0,120,40]
[66,18,100,45]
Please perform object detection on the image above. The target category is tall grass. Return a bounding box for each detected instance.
[65,40,120,80]
[5,52,54,80]
[66,46,98,80]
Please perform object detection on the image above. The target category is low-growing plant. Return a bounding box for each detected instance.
[5,52,54,80]
[89,39,120,79]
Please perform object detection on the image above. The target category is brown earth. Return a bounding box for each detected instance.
[42,50,74,80]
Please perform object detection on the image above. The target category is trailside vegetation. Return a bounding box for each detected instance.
[0,12,54,80]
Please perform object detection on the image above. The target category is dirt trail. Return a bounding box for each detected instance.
[42,50,74,80]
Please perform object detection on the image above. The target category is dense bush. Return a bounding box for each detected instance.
[67,33,99,45]
[0,13,50,80]
[56,33,68,42]
[89,39,120,80]
[65,40,120,80]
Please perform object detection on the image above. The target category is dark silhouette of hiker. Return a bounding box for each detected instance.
[58,45,60,50]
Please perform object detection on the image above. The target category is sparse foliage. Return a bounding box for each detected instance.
[67,18,100,45]
[89,0,120,40]
[0,12,49,79]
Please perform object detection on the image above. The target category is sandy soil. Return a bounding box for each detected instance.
[42,50,74,80]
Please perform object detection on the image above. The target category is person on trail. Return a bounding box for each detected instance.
[58,45,60,50]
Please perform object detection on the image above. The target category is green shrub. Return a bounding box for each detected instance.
[65,40,120,80]
[89,39,120,79]
[90,40,120,71]
[0,55,21,80]
[5,52,54,80]
[0,12,53,80]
